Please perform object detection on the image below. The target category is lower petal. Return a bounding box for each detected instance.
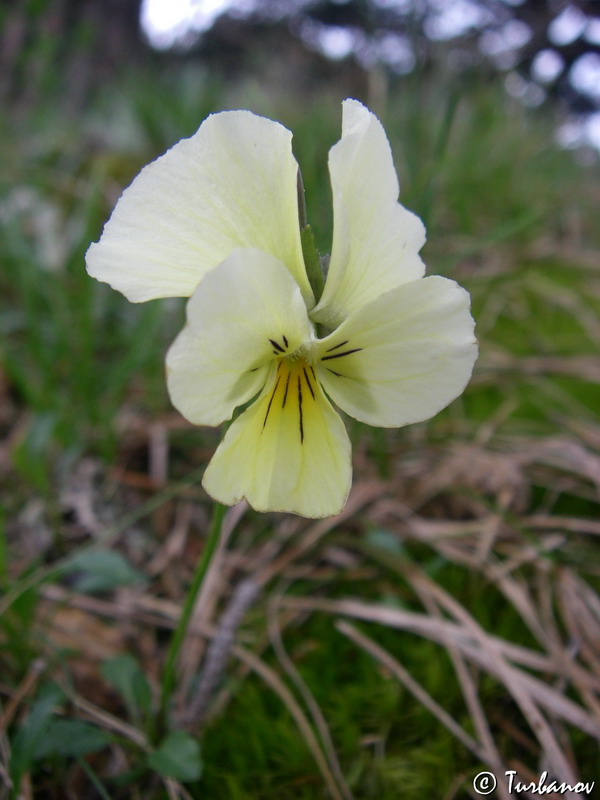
[202,361,352,518]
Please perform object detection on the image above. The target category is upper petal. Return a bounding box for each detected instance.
[311,99,426,328]
[166,249,314,426]
[316,276,477,427]
[202,359,352,518]
[86,110,313,305]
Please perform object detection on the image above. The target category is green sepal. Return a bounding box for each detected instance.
[301,224,324,304]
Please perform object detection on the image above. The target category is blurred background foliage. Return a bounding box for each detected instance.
[1,1,599,799]
[2,0,600,120]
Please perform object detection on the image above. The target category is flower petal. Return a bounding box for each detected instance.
[311,99,426,328]
[202,360,352,518]
[316,276,477,427]
[86,110,312,305]
[166,249,314,426]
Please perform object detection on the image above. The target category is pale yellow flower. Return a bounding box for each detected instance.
[87,100,477,517]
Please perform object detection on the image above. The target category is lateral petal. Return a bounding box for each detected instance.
[202,360,352,518]
[312,99,426,328]
[166,249,314,426]
[316,276,477,427]
[86,110,312,305]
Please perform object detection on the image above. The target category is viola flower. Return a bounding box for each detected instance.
[87,100,477,518]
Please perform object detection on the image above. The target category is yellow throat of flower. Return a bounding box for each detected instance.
[261,358,318,445]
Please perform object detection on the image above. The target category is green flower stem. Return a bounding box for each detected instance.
[159,500,226,731]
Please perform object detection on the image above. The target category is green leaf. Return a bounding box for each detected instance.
[35,719,111,759]
[0,505,7,587]
[68,549,145,593]
[101,654,152,722]
[147,730,202,782]
[365,528,405,556]
[10,684,64,791]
